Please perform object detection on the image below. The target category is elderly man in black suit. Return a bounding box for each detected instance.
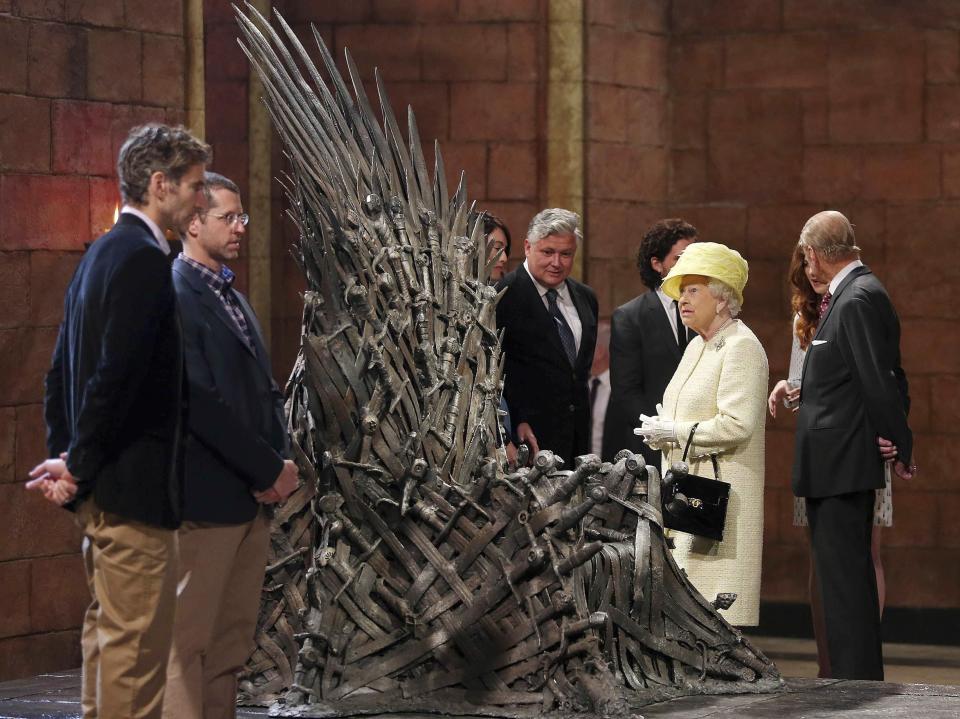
[793,210,915,680]
[496,208,598,466]
[28,124,210,719]
[162,172,299,718]
[602,219,697,464]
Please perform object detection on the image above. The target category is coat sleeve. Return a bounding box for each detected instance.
[837,295,912,465]
[66,247,174,484]
[178,293,284,493]
[44,323,70,457]
[673,335,769,451]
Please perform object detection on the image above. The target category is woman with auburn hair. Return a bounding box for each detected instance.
[768,243,893,677]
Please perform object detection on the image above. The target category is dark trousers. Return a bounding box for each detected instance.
[806,491,883,680]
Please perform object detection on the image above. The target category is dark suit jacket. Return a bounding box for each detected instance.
[793,265,912,498]
[44,214,184,529]
[496,266,598,464]
[173,257,289,524]
[602,290,686,465]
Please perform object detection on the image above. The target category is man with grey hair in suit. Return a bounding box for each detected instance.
[495,208,599,466]
[793,210,914,680]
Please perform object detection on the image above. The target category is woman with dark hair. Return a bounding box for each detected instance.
[473,210,512,282]
[768,243,893,677]
[472,210,517,464]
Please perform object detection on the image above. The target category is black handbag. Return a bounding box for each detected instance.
[661,423,730,541]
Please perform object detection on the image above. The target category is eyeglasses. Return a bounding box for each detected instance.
[207,212,249,227]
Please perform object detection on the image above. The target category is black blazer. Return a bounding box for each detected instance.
[496,266,598,465]
[173,258,288,524]
[44,214,184,529]
[602,290,685,464]
[793,265,912,498]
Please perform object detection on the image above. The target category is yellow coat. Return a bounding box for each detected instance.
[657,320,768,626]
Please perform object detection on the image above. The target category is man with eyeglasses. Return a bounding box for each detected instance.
[163,172,299,719]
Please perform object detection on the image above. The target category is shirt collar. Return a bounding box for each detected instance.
[522,259,569,300]
[828,259,864,294]
[121,205,172,255]
[655,285,674,312]
[178,253,234,293]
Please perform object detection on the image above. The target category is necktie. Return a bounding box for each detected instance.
[546,288,578,366]
[673,300,689,348]
[589,375,602,436]
[818,291,832,318]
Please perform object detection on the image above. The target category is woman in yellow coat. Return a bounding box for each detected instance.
[636,242,768,626]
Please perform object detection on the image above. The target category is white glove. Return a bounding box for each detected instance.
[633,410,677,445]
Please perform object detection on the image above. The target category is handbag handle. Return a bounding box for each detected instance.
[680,422,721,481]
[681,423,699,462]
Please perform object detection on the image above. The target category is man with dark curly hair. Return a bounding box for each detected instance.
[601,219,697,465]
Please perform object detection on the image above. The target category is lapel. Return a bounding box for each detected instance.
[512,267,568,360]
[813,265,870,341]
[234,290,273,378]
[642,290,683,361]
[174,259,258,360]
[802,265,870,388]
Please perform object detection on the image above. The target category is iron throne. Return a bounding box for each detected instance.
[233,5,782,717]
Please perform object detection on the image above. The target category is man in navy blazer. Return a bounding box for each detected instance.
[496,208,598,466]
[162,173,298,719]
[793,210,915,680]
[29,124,210,719]
[602,219,697,465]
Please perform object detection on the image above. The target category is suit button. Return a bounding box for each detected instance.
[569,404,575,412]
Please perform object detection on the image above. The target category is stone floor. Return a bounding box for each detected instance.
[1,638,958,718]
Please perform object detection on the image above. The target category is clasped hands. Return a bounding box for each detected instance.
[253,459,300,504]
[877,436,917,480]
[27,455,302,506]
[633,404,677,446]
[26,453,77,506]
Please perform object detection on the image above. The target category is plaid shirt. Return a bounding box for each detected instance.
[178,254,255,349]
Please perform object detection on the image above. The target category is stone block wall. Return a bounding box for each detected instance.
[0,0,189,680]
[263,0,546,379]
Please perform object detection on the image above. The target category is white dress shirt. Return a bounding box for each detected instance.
[828,259,864,294]
[523,260,582,353]
[656,285,691,344]
[589,369,610,456]
[656,286,679,340]
[121,205,172,255]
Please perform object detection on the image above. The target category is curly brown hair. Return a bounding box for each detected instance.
[117,124,211,205]
[789,244,820,350]
[636,218,698,289]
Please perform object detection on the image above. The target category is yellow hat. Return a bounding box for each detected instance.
[660,242,749,307]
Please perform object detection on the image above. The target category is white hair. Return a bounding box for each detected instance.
[708,279,742,318]
[526,208,582,246]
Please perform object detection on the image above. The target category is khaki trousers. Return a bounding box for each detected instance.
[78,498,179,719]
[162,509,270,719]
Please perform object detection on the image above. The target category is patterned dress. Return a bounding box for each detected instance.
[788,320,893,527]
[654,320,769,627]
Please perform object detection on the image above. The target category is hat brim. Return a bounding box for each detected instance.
[660,271,745,307]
